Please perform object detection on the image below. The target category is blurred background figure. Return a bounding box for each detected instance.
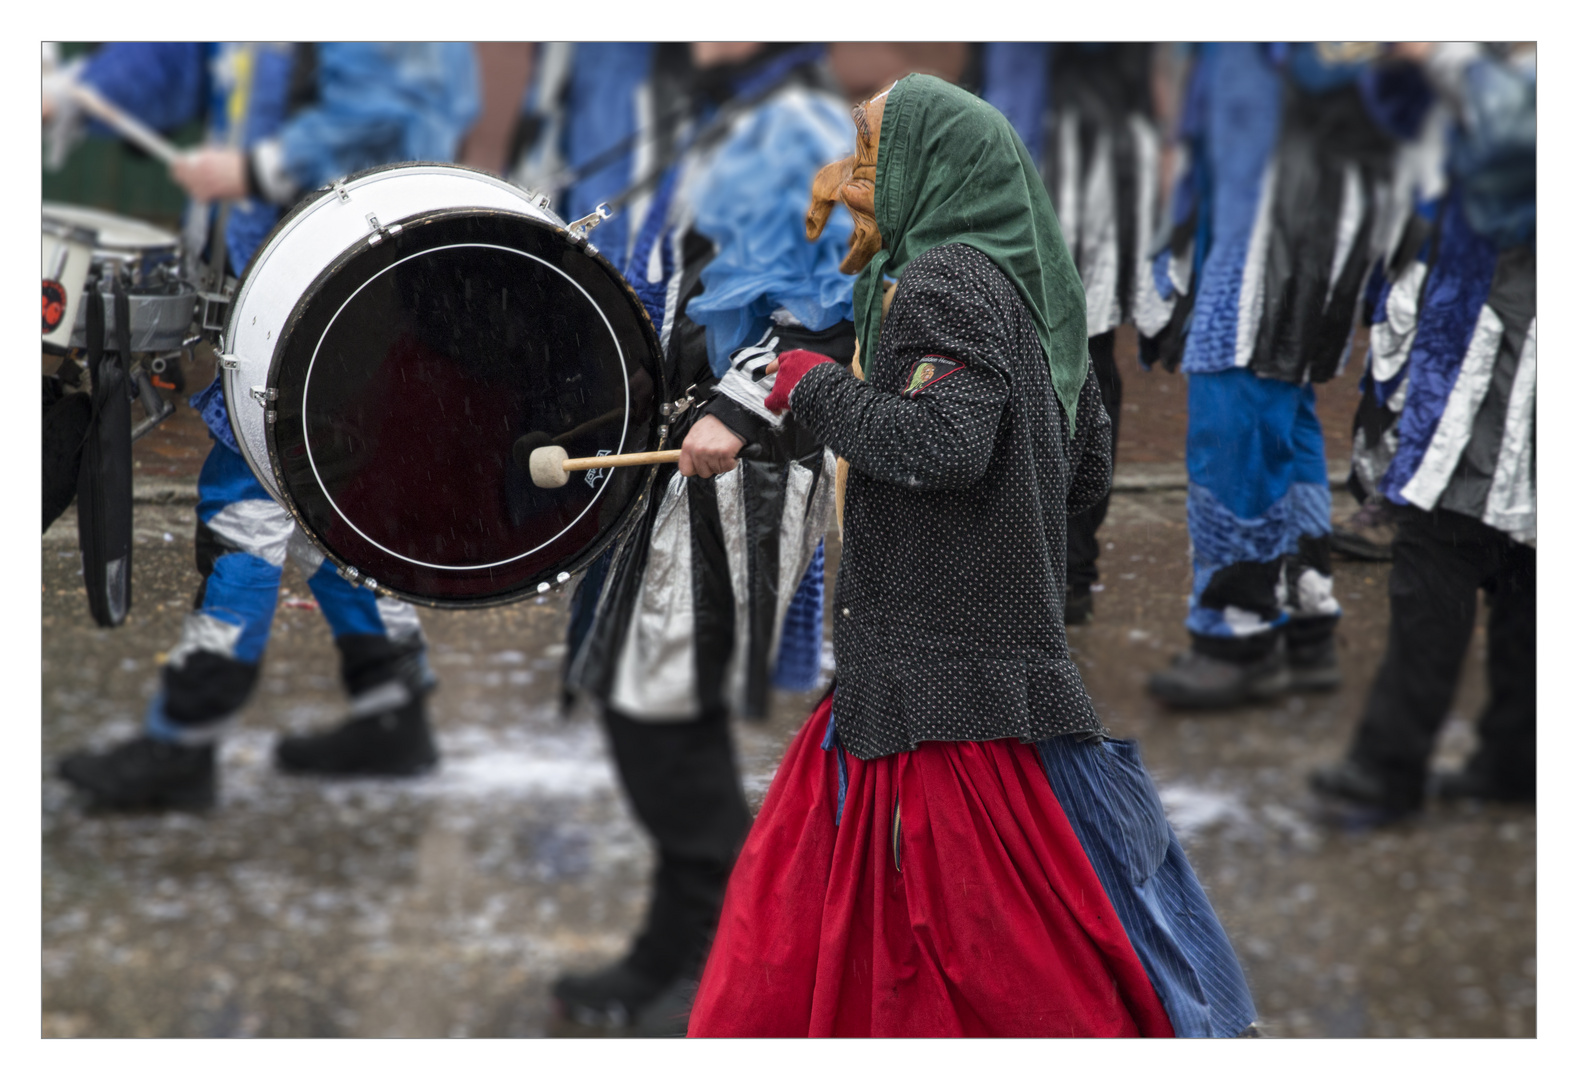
[512,42,857,1033]
[979,42,1175,623]
[1310,42,1535,822]
[46,43,479,810]
[1139,42,1433,710]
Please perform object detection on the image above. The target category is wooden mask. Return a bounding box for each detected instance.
[806,86,890,274]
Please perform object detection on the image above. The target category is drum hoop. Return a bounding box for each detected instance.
[260,202,666,609]
[296,239,632,572]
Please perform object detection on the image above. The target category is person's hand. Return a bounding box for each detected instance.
[1391,42,1435,63]
[679,414,747,479]
[171,147,248,201]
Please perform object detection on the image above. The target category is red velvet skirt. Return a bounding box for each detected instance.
[689,697,1174,1037]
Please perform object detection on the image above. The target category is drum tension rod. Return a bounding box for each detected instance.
[566,203,612,242]
[365,214,404,246]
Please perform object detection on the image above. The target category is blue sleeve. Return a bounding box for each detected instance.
[978,43,1051,164]
[686,92,858,376]
[80,42,206,134]
[276,43,479,190]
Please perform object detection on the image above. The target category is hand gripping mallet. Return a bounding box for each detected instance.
[528,446,682,488]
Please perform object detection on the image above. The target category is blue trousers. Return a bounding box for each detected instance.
[147,441,430,743]
[1184,369,1339,653]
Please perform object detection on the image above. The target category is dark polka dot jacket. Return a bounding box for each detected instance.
[791,243,1114,761]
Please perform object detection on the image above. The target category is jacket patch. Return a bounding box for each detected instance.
[902,356,963,398]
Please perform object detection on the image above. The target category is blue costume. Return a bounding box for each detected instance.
[1312,45,1534,815]
[1143,44,1430,696]
[75,43,478,749]
[516,43,856,1027]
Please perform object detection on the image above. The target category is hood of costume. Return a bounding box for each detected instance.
[855,73,1088,433]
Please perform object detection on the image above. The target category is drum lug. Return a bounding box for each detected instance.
[566,203,611,242]
[218,353,243,371]
[248,385,279,408]
[333,179,352,203]
[660,383,701,421]
[365,213,404,246]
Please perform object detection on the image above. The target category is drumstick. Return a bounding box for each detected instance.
[69,83,181,166]
[529,446,680,488]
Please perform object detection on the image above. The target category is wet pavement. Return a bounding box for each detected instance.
[41,347,1534,1039]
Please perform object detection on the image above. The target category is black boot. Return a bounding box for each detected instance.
[1147,635,1289,709]
[1308,758,1420,825]
[57,735,216,811]
[274,693,437,777]
[551,958,694,1034]
[1429,766,1535,805]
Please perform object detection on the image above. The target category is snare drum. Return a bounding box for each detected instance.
[221,162,664,608]
[41,202,198,353]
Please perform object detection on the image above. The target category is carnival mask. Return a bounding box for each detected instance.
[807,86,890,274]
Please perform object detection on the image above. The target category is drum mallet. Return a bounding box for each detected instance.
[529,446,681,488]
[69,83,182,166]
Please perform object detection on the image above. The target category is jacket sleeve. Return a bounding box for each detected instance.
[1065,361,1114,517]
[787,262,1012,491]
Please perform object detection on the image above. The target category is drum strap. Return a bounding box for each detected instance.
[75,278,136,627]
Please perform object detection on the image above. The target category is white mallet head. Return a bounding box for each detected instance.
[529,444,570,488]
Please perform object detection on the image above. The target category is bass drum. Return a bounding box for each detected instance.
[221,162,664,607]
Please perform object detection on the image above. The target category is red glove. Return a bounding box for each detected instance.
[763,349,835,414]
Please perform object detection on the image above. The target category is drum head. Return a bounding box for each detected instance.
[267,208,662,607]
[42,202,180,253]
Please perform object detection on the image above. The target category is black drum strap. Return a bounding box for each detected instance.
[75,278,135,627]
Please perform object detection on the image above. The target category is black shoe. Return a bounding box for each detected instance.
[551,959,690,1033]
[1429,767,1535,805]
[1287,634,1341,692]
[1308,759,1419,825]
[56,735,216,811]
[274,695,437,777]
[1064,587,1094,625]
[1147,644,1290,709]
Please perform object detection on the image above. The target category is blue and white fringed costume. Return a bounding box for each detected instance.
[75,43,478,740]
[1144,43,1432,658]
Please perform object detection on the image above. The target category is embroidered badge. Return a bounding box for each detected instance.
[902,355,962,398]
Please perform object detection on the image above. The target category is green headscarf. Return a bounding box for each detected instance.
[855,74,1088,434]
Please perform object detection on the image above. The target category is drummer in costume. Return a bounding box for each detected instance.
[49,43,479,809]
[688,75,1256,1038]
[979,43,1175,624]
[1140,44,1433,709]
[520,43,857,1028]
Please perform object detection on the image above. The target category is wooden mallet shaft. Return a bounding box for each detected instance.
[529,446,681,488]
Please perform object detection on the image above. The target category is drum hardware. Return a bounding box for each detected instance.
[364,213,403,246]
[566,202,611,241]
[127,361,176,442]
[333,179,352,203]
[198,289,232,333]
[660,383,701,421]
[248,386,279,407]
[218,353,242,371]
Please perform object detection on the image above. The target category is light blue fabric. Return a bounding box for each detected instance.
[1035,735,1258,1038]
[686,90,856,376]
[978,43,1052,164]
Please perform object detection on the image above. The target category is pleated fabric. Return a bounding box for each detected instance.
[689,696,1174,1037]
